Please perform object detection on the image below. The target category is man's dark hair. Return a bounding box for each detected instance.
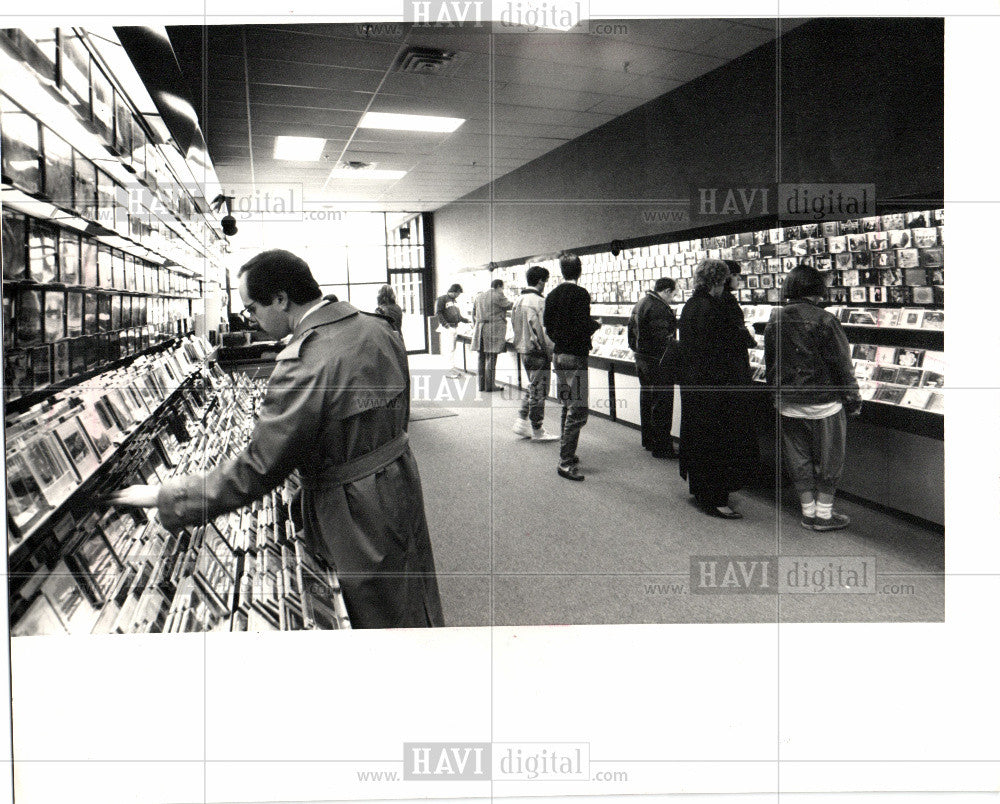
[723,259,742,275]
[784,264,827,301]
[376,284,395,306]
[525,265,549,286]
[559,252,582,281]
[448,283,463,294]
[238,249,322,305]
[491,278,504,289]
[653,277,676,293]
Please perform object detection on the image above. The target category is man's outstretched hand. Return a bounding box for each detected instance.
[105,485,160,508]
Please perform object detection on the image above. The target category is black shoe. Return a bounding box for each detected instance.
[557,463,585,481]
[650,449,678,460]
[703,505,743,519]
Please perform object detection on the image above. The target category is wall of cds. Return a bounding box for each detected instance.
[7,353,351,635]
[489,209,944,311]
[0,29,219,259]
[3,207,200,401]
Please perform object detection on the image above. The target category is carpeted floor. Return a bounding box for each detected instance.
[405,360,945,627]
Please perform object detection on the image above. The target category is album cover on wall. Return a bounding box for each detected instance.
[896,249,920,269]
[73,152,97,220]
[899,308,925,328]
[887,229,911,249]
[43,290,65,342]
[83,291,99,335]
[42,127,74,207]
[67,528,123,606]
[895,367,924,388]
[875,346,898,364]
[820,222,839,238]
[23,431,77,507]
[921,370,945,389]
[28,219,59,284]
[866,231,888,251]
[30,344,51,389]
[868,286,885,304]
[873,251,896,269]
[0,93,41,193]
[58,232,81,285]
[10,594,67,636]
[5,448,50,530]
[826,236,846,253]
[90,67,114,145]
[55,416,101,481]
[835,253,853,270]
[925,392,945,413]
[895,348,924,368]
[40,559,100,635]
[853,344,878,361]
[849,287,868,304]
[860,216,880,232]
[847,309,877,326]
[2,207,27,280]
[16,287,43,347]
[882,213,906,230]
[53,340,70,384]
[901,388,933,409]
[873,385,906,405]
[847,234,868,251]
[58,30,91,112]
[920,247,943,268]
[912,287,934,304]
[922,310,944,330]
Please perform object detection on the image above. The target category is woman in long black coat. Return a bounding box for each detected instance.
[678,258,759,518]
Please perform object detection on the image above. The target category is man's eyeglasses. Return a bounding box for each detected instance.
[240,301,260,323]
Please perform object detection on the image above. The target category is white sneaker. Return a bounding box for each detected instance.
[512,418,532,438]
[531,427,559,441]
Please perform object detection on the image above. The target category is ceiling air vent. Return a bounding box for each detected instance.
[393,46,459,75]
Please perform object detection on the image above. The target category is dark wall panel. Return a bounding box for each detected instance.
[433,17,944,273]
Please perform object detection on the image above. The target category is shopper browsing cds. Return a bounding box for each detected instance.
[511,265,558,441]
[543,253,602,481]
[107,249,445,628]
[471,278,514,392]
[764,264,862,531]
[678,259,760,518]
[627,277,680,459]
[434,283,469,378]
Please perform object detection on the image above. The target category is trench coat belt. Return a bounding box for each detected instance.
[298,433,409,490]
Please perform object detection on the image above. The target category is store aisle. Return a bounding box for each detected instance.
[405,360,944,627]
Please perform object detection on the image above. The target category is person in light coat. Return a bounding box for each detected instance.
[109,250,444,628]
[471,278,513,392]
[511,265,558,441]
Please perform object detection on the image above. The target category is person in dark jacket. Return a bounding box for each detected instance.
[435,283,469,378]
[627,277,679,458]
[764,264,862,531]
[543,253,601,481]
[108,250,444,628]
[375,284,403,335]
[678,258,759,518]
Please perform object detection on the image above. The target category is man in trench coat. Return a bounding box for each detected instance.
[471,278,513,391]
[108,249,444,629]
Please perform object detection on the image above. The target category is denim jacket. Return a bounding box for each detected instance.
[763,300,861,406]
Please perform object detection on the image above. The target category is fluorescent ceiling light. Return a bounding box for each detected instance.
[358,112,464,133]
[273,136,326,161]
[328,167,407,181]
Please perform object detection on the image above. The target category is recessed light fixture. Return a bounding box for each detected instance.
[327,166,407,181]
[273,136,326,161]
[358,112,464,133]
